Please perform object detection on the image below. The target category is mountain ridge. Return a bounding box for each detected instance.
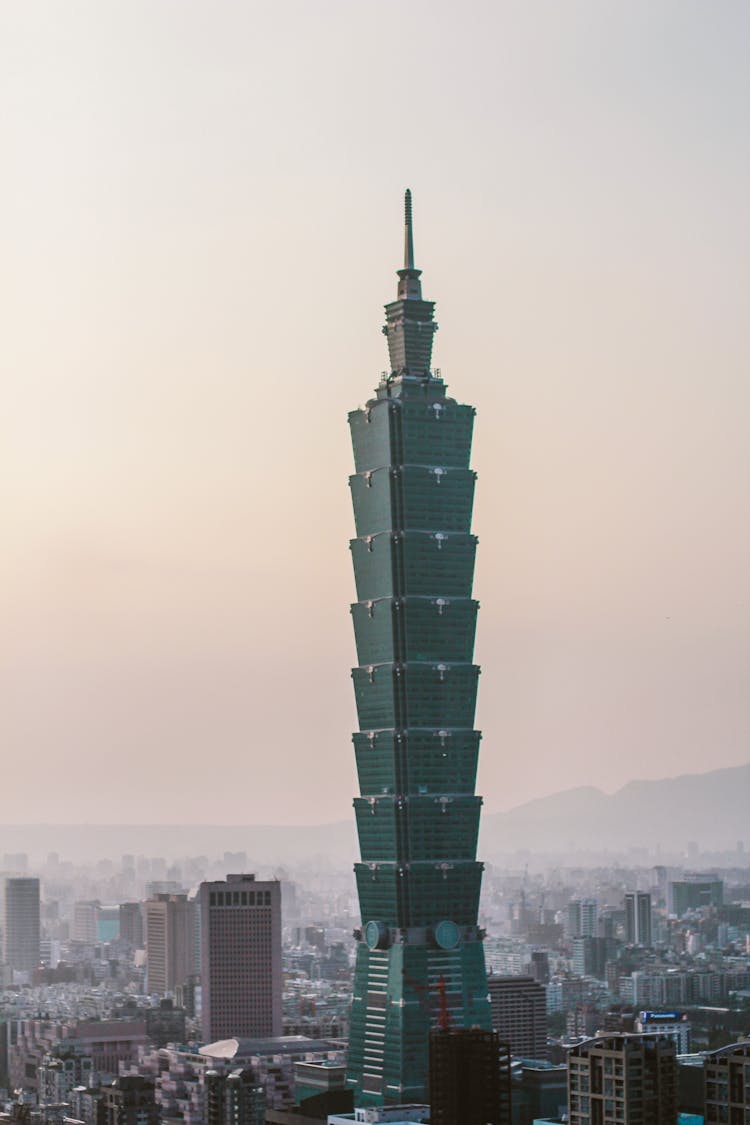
[480,762,750,854]
[0,763,746,863]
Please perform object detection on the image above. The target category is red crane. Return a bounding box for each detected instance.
[400,968,453,1031]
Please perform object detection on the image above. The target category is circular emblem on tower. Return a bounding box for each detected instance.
[434,919,461,950]
[364,920,389,950]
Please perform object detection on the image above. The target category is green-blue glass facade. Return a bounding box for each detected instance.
[346,192,491,1105]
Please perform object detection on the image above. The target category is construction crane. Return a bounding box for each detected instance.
[401,968,453,1031]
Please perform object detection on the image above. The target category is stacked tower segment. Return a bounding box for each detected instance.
[346,191,491,1105]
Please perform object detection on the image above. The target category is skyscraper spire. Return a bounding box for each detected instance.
[346,196,491,1105]
[404,188,415,270]
[384,190,436,373]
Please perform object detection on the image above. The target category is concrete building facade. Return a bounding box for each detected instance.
[102,1075,158,1125]
[568,1034,677,1125]
[625,892,652,946]
[199,875,282,1042]
[429,1027,511,1125]
[145,893,195,996]
[487,975,548,1059]
[3,877,40,975]
[567,900,598,940]
[704,1041,750,1125]
[669,876,723,916]
[119,902,145,948]
[72,901,100,945]
[634,1010,691,1055]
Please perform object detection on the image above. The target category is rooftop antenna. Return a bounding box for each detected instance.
[404,188,415,270]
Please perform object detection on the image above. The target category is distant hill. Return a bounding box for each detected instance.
[0,763,746,866]
[479,762,750,856]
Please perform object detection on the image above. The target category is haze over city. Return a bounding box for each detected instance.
[2,0,748,827]
[3,6,750,1124]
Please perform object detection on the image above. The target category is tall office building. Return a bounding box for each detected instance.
[429,1028,511,1125]
[625,892,652,946]
[120,902,145,948]
[3,877,40,975]
[199,874,282,1042]
[145,893,194,995]
[529,950,550,984]
[669,874,723,915]
[704,1041,750,1125]
[652,865,669,903]
[487,975,548,1058]
[72,900,100,944]
[568,1034,677,1125]
[345,192,491,1104]
[572,936,607,980]
[581,899,598,936]
[567,899,598,940]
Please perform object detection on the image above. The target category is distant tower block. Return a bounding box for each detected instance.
[3,878,40,976]
[199,874,282,1042]
[624,892,652,946]
[145,893,194,995]
[345,192,492,1105]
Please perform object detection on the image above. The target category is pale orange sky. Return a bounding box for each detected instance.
[1,0,748,825]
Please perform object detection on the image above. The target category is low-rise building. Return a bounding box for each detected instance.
[635,1010,691,1054]
[704,1041,750,1125]
[568,1034,677,1125]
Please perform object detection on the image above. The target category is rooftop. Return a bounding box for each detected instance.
[200,1035,342,1061]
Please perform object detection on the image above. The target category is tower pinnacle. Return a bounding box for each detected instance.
[384,189,437,375]
[404,188,415,270]
[396,188,424,304]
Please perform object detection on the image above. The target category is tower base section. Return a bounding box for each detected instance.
[346,940,491,1106]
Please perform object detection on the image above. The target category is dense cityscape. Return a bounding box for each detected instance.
[1,847,749,1123]
[3,0,749,1119]
[2,193,749,1124]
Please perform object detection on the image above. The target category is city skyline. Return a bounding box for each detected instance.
[1,0,749,826]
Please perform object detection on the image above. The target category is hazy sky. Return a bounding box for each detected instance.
[1,1,748,827]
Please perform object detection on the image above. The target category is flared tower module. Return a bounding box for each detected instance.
[346,191,491,1105]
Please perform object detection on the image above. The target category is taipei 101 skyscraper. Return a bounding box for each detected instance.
[346,192,492,1104]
